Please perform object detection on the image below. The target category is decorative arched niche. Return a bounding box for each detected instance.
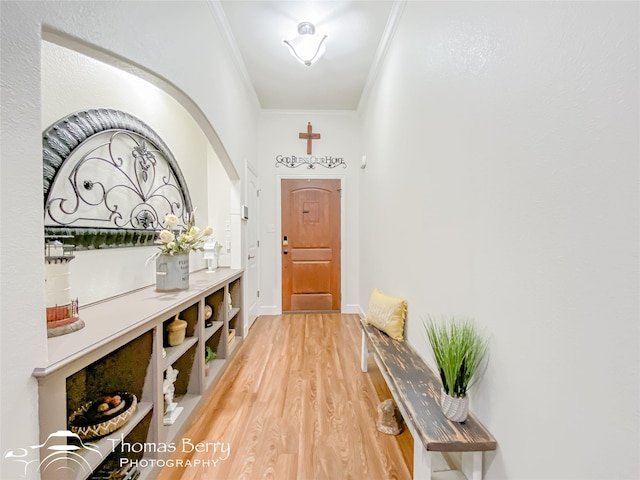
[43,108,193,249]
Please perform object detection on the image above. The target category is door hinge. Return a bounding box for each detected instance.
[257,290,260,298]
[257,240,260,247]
[257,189,261,197]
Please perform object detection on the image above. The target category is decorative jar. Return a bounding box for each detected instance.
[167,315,188,346]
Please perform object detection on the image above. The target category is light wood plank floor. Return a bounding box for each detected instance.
[156,313,413,480]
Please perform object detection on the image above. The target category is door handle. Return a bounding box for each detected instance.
[248,255,256,260]
[283,250,288,255]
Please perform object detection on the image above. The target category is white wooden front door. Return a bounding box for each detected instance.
[246,165,260,329]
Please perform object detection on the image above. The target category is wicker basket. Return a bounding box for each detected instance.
[68,392,137,440]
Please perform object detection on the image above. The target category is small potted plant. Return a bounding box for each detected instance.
[424,315,488,422]
[204,346,216,376]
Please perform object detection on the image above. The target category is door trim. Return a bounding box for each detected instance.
[276,173,346,314]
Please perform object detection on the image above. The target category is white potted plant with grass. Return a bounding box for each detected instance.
[424,315,489,422]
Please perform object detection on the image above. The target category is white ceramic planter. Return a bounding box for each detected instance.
[440,388,469,422]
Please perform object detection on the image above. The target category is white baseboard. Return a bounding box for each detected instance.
[341,304,362,314]
[259,305,280,316]
[257,305,366,316]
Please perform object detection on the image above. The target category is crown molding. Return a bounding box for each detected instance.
[357,0,406,113]
[260,109,359,117]
[207,0,262,111]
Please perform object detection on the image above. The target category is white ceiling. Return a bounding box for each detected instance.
[216,1,399,111]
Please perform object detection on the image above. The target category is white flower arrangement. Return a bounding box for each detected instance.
[154,212,213,256]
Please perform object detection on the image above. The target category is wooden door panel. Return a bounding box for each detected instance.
[291,190,331,246]
[282,179,340,311]
[292,261,331,293]
[290,248,332,261]
[291,294,333,311]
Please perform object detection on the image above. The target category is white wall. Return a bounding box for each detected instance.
[207,142,233,267]
[257,111,361,314]
[359,2,639,479]
[0,2,258,475]
[42,41,232,304]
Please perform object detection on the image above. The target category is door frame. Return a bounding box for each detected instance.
[276,173,347,314]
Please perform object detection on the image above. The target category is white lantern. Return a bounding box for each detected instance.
[203,239,219,273]
[44,237,84,337]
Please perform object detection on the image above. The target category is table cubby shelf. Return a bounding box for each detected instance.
[205,359,226,389]
[163,336,199,371]
[204,321,224,341]
[71,401,154,480]
[33,268,243,480]
[165,392,201,440]
[228,338,240,356]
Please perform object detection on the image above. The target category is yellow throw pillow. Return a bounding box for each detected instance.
[366,289,407,340]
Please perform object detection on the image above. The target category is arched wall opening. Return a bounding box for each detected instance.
[41,33,236,304]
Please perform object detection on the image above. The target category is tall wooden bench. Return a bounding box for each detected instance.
[360,318,497,480]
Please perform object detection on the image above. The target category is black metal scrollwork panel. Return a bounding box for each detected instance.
[43,109,193,249]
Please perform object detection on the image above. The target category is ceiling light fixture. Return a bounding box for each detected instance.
[283,22,327,67]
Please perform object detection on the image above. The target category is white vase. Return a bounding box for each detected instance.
[440,388,469,422]
[156,253,190,291]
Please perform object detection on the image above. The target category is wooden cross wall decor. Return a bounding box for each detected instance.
[299,122,320,155]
